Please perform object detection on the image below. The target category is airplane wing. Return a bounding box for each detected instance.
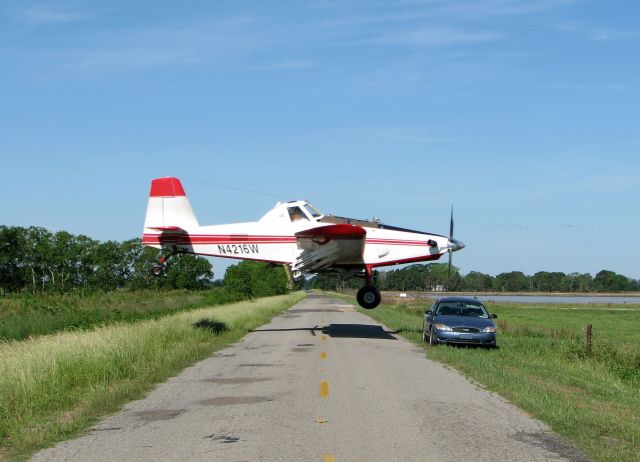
[292,224,366,275]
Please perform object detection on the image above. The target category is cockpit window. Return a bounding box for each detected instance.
[303,204,322,218]
[288,206,309,222]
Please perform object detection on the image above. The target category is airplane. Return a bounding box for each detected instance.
[142,177,465,309]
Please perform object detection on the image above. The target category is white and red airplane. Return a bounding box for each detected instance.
[142,177,464,309]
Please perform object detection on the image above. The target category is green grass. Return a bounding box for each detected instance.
[0,289,246,341]
[0,292,305,461]
[329,292,640,462]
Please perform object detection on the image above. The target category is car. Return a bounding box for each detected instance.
[423,297,497,347]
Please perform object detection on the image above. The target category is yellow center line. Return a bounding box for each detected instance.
[320,381,329,398]
[321,335,327,341]
[323,455,336,462]
[320,351,328,360]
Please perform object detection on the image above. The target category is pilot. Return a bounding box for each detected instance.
[290,208,305,221]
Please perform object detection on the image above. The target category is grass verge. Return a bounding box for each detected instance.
[0,291,305,461]
[328,292,640,462]
[0,289,247,341]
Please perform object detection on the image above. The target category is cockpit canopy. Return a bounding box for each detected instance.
[259,200,324,223]
[287,202,323,222]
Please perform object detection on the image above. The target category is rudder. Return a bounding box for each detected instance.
[143,177,199,232]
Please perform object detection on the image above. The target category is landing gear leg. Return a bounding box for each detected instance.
[151,248,179,277]
[152,255,167,277]
[356,265,381,309]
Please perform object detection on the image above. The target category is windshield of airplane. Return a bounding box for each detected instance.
[303,203,322,218]
[436,302,489,318]
[288,206,309,222]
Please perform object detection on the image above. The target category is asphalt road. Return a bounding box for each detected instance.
[32,294,587,462]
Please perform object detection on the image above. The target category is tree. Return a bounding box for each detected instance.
[224,261,288,297]
[493,271,529,292]
[461,271,493,291]
[164,254,214,290]
[567,272,593,292]
[594,270,631,292]
[0,226,27,293]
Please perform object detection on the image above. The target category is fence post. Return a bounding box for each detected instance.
[586,324,593,354]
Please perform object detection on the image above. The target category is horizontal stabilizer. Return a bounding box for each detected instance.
[147,226,187,233]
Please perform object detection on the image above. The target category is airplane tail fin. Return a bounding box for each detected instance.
[143,177,199,233]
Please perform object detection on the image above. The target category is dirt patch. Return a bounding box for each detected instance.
[134,409,185,422]
[290,308,342,313]
[199,396,274,406]
[511,431,588,461]
[207,435,241,443]
[238,363,283,367]
[203,377,273,384]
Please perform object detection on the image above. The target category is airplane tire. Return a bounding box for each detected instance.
[357,285,381,309]
[152,264,164,277]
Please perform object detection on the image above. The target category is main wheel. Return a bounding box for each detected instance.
[152,264,164,277]
[356,285,381,309]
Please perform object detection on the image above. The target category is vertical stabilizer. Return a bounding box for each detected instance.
[143,177,199,231]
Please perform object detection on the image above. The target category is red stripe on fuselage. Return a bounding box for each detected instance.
[370,253,444,267]
[142,233,432,246]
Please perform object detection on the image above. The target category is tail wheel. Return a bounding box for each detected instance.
[356,285,381,309]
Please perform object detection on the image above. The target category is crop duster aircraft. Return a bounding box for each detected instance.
[142,177,465,309]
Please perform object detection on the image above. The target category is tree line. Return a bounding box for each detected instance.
[310,263,640,293]
[0,226,288,296]
[2,225,637,295]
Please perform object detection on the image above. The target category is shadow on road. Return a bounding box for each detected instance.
[251,323,398,340]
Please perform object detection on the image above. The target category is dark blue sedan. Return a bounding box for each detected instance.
[423,297,497,347]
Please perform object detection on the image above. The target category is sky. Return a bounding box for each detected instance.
[1,0,639,279]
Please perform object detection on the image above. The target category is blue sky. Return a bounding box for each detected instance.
[1,0,639,279]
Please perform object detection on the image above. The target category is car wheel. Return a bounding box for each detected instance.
[429,328,438,346]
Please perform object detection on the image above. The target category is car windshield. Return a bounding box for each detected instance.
[436,302,488,318]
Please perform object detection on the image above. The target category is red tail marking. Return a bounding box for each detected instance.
[150,177,186,197]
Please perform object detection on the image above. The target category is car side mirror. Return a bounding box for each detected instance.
[490,314,497,319]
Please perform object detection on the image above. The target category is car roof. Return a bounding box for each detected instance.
[436,296,484,304]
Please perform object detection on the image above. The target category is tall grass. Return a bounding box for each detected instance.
[329,293,640,462]
[0,289,245,341]
[0,292,305,460]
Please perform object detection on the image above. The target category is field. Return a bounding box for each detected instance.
[332,292,640,462]
[0,292,306,461]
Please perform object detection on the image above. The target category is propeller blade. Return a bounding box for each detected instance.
[449,205,454,241]
[447,205,454,291]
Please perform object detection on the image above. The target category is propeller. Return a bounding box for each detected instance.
[447,206,454,285]
[446,206,465,290]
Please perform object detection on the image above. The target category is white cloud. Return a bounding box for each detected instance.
[366,26,503,47]
[556,21,639,42]
[18,3,89,24]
